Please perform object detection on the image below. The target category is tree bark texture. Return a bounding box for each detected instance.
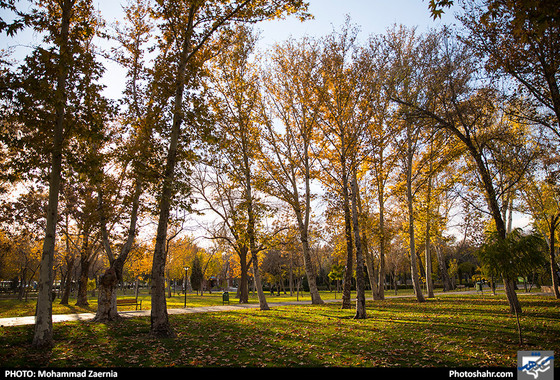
[548,215,560,299]
[237,245,250,303]
[425,165,435,298]
[406,123,425,303]
[351,168,366,319]
[341,167,354,310]
[94,267,119,322]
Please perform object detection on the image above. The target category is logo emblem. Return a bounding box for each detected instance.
[518,351,554,380]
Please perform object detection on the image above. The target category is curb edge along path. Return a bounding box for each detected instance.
[0,291,549,327]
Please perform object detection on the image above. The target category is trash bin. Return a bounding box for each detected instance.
[476,282,482,292]
[222,291,229,305]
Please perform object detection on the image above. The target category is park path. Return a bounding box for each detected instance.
[0,299,330,327]
[0,289,547,327]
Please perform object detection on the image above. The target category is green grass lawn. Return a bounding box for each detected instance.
[1,293,558,368]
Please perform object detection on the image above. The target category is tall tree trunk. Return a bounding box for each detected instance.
[95,266,119,321]
[468,144,521,313]
[548,215,560,299]
[425,162,435,298]
[341,166,354,310]
[94,257,127,322]
[250,251,269,310]
[340,133,354,310]
[237,245,250,303]
[293,193,323,304]
[364,239,378,300]
[59,255,75,305]
[150,129,180,336]
[60,218,73,305]
[293,138,323,305]
[75,235,91,307]
[18,268,27,301]
[75,257,91,306]
[406,123,425,303]
[150,5,196,338]
[356,182,379,300]
[351,168,366,319]
[33,0,72,348]
[242,132,269,311]
[377,186,386,300]
[296,224,323,305]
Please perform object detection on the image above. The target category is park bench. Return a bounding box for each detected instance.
[116,298,142,310]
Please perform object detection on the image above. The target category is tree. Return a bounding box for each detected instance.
[94,0,154,323]
[266,214,319,296]
[459,0,560,140]
[520,157,560,298]
[358,34,401,300]
[413,126,463,297]
[0,231,41,301]
[459,2,560,299]
[423,139,463,293]
[0,0,109,347]
[385,25,439,303]
[316,19,368,313]
[260,35,325,305]
[328,264,344,295]
[402,117,427,303]
[389,31,534,313]
[32,0,76,347]
[205,24,272,310]
[477,228,547,290]
[427,0,455,19]
[147,0,310,338]
[69,185,102,307]
[190,254,204,295]
[191,160,254,303]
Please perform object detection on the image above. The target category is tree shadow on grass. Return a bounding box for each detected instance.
[2,294,558,368]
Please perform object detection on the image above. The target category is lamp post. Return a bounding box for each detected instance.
[183,267,189,308]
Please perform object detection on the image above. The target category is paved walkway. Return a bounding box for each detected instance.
[0,290,550,327]
[0,299,325,327]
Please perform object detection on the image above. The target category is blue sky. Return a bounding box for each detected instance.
[95,0,460,48]
[96,0,459,99]
[256,0,459,48]
[1,0,460,100]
